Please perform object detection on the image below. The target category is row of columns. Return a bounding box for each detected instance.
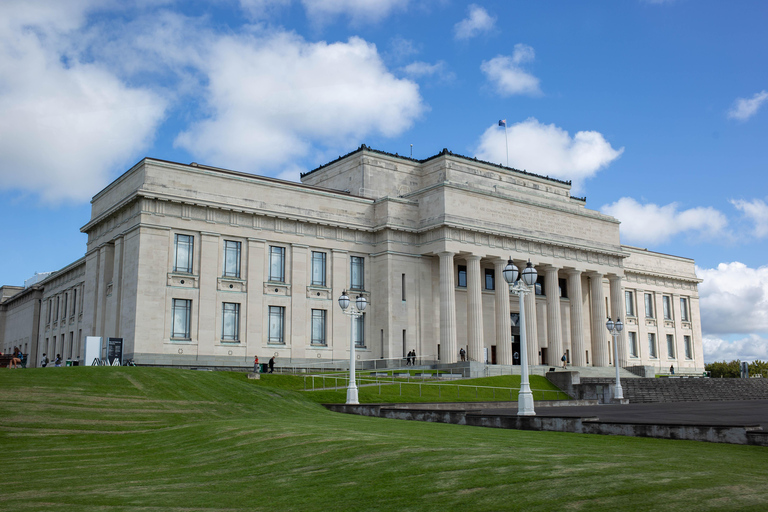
[437,252,625,367]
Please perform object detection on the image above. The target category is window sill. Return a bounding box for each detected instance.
[170,338,192,342]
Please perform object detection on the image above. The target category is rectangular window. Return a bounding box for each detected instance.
[535,276,545,296]
[72,289,77,316]
[625,291,635,317]
[663,295,672,320]
[558,278,568,298]
[680,297,689,322]
[485,269,495,290]
[350,256,365,290]
[667,334,675,359]
[648,333,657,358]
[457,265,467,287]
[311,309,326,345]
[311,251,326,286]
[684,335,693,360]
[55,297,60,320]
[268,306,285,344]
[223,241,242,278]
[47,299,52,323]
[401,274,406,301]
[62,293,68,320]
[645,293,654,318]
[269,246,285,282]
[171,299,192,339]
[352,313,365,348]
[628,332,638,358]
[174,234,194,273]
[222,303,240,341]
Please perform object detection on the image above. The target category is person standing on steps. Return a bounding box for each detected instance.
[561,352,567,369]
[268,356,275,374]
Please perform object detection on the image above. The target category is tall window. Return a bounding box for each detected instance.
[666,334,675,359]
[55,296,60,320]
[222,303,240,341]
[47,299,52,323]
[625,291,635,316]
[174,234,194,273]
[171,299,192,339]
[223,241,241,278]
[311,309,326,345]
[350,256,364,290]
[311,251,326,286]
[352,313,365,347]
[680,297,689,322]
[401,274,406,301]
[644,293,654,318]
[663,295,672,320]
[457,265,467,287]
[485,269,495,290]
[558,278,568,298]
[684,335,693,360]
[62,293,68,319]
[268,306,285,344]
[535,276,545,296]
[648,333,657,358]
[628,332,638,358]
[269,246,285,282]
[72,289,77,316]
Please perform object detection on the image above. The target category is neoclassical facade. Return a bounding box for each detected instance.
[1,146,704,371]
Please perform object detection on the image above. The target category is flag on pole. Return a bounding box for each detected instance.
[498,119,506,127]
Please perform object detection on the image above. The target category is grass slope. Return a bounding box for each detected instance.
[1,367,766,512]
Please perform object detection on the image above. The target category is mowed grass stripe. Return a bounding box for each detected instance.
[0,367,766,511]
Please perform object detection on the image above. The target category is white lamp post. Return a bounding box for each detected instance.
[503,258,538,416]
[338,289,367,405]
[606,317,624,400]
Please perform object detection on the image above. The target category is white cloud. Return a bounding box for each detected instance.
[601,198,727,245]
[703,335,768,364]
[401,60,454,82]
[481,44,541,96]
[301,0,409,24]
[0,0,167,202]
[175,33,424,171]
[731,198,768,237]
[474,118,623,191]
[454,4,496,40]
[727,90,768,121]
[697,262,768,336]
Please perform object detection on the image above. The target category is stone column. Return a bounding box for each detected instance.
[439,252,458,363]
[588,272,609,367]
[544,266,563,366]
[566,270,586,366]
[494,258,512,365]
[608,275,627,365]
[519,260,538,367]
[466,255,483,363]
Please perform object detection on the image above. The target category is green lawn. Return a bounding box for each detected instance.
[1,367,767,511]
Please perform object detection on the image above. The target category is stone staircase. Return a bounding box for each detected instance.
[580,377,768,403]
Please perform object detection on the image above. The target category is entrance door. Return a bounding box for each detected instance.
[540,347,547,365]
[491,345,497,364]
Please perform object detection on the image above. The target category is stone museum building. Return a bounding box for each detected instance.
[1,145,704,371]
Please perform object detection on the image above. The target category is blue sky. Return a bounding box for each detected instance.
[1,0,767,362]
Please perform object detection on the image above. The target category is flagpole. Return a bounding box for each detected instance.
[504,124,509,167]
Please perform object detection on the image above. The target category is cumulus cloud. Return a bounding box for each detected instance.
[175,33,423,171]
[481,44,541,96]
[697,262,768,336]
[401,60,454,82]
[731,198,768,237]
[454,4,496,40]
[601,198,727,245]
[703,335,768,364]
[301,0,409,24]
[474,118,623,191]
[0,0,167,202]
[727,90,768,121]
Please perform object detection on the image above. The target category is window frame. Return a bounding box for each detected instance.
[457,265,467,288]
[684,335,693,360]
[666,334,676,359]
[311,309,327,346]
[173,234,194,274]
[268,306,285,344]
[311,251,327,287]
[269,246,286,283]
[628,331,638,358]
[484,268,495,290]
[171,299,192,340]
[662,295,672,320]
[223,240,242,278]
[625,290,635,317]
[350,256,365,290]
[680,297,689,322]
[648,332,657,359]
[352,313,365,348]
[221,302,240,341]
[644,293,654,319]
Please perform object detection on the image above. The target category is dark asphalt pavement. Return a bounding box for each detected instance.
[483,399,768,429]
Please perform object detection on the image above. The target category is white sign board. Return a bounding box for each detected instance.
[84,337,102,366]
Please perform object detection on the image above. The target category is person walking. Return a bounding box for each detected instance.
[254,355,259,373]
[410,349,417,366]
[40,353,49,367]
[459,348,466,362]
[268,356,275,374]
[561,352,567,369]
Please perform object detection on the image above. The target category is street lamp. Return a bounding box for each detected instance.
[503,258,538,416]
[338,289,367,405]
[606,317,624,400]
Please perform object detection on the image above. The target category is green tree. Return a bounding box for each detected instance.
[705,359,768,378]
